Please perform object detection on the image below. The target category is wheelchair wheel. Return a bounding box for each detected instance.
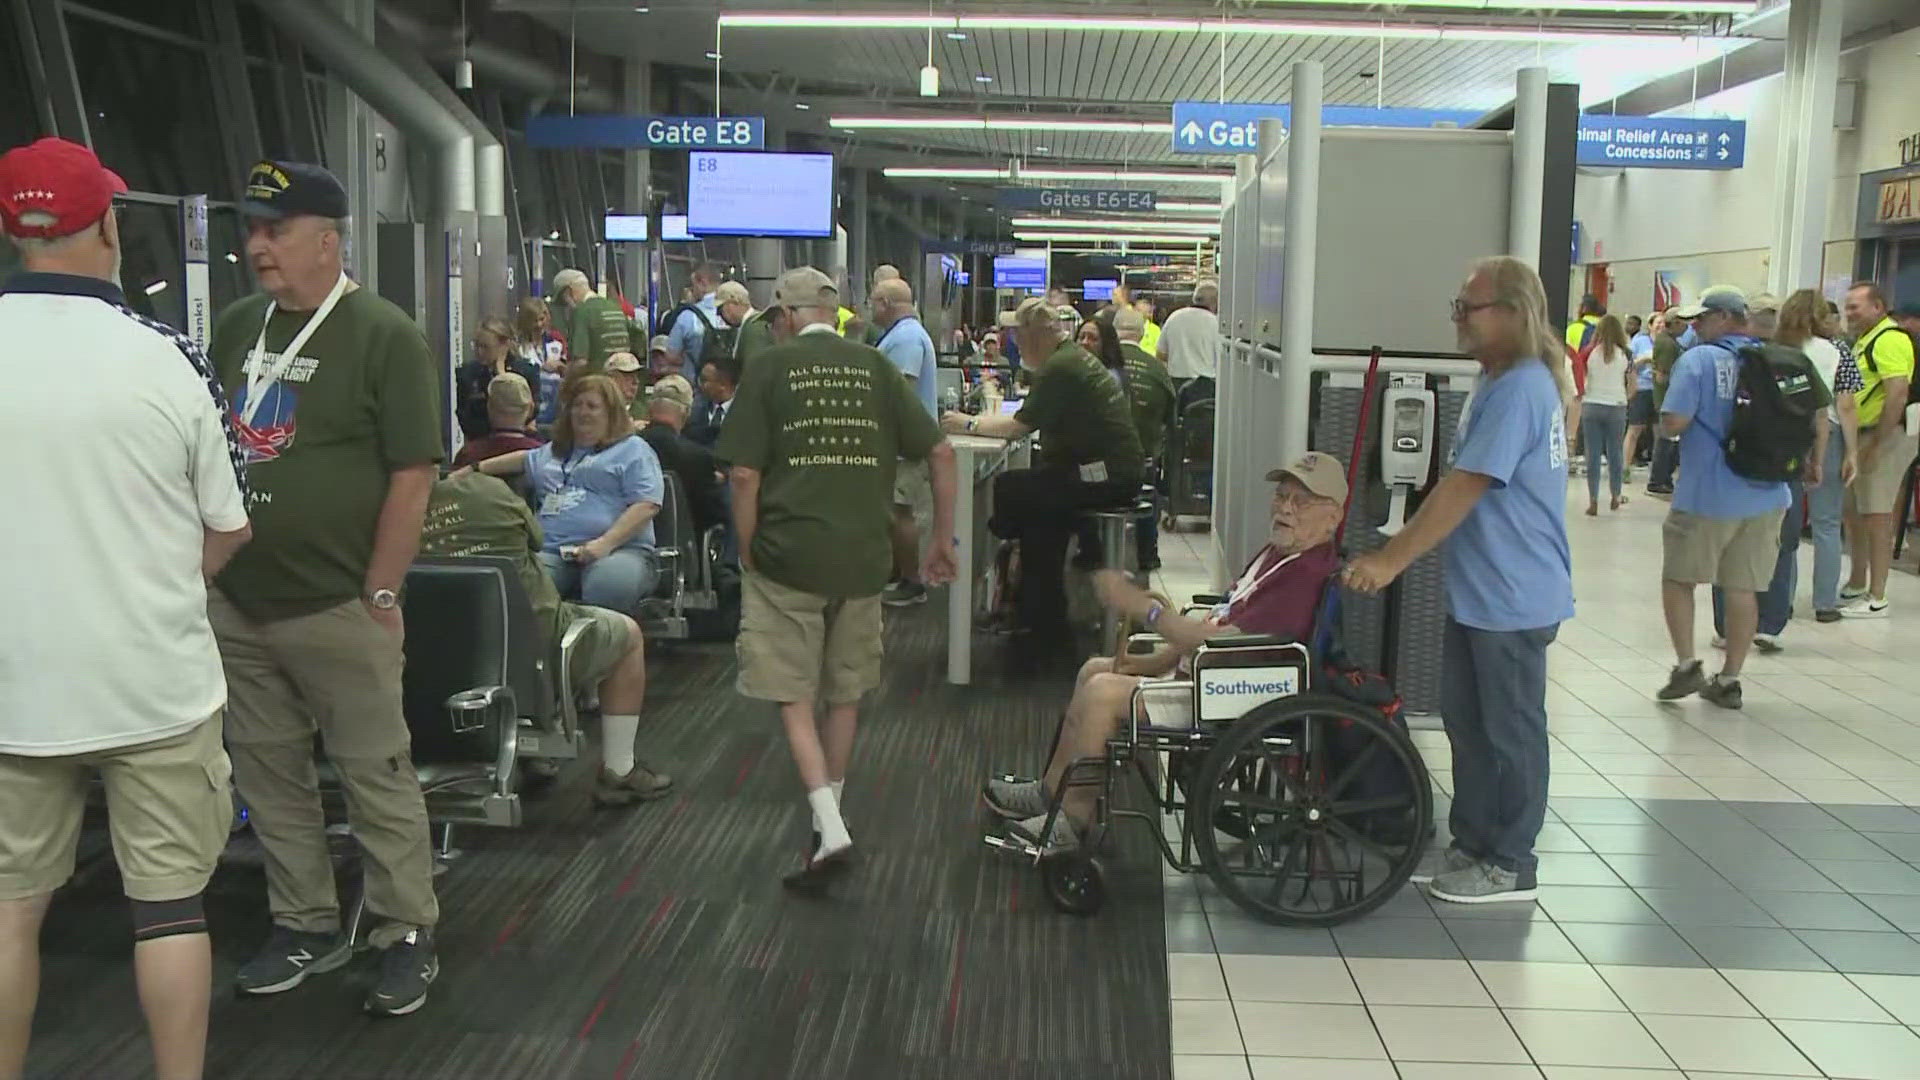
[1041,853,1106,916]
[1190,693,1430,927]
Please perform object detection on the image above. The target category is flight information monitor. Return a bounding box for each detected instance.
[687,151,835,238]
[993,256,1047,290]
[1082,278,1118,301]
[603,214,649,241]
[660,214,699,241]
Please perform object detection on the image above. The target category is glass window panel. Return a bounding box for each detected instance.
[67,21,228,197]
[114,201,187,330]
[67,0,200,35]
[0,14,42,152]
[207,206,254,313]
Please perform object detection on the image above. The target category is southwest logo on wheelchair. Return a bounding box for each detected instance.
[1202,677,1297,696]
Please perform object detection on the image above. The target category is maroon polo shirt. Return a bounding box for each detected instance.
[1221,541,1339,643]
[452,429,546,469]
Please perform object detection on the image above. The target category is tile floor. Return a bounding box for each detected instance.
[1155,483,1920,1079]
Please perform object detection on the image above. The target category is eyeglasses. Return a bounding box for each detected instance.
[1272,489,1331,510]
[1450,298,1504,321]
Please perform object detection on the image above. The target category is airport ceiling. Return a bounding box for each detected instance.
[485,0,1916,203]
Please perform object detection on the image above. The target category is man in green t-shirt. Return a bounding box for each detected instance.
[940,296,1144,640]
[419,472,672,805]
[552,268,631,370]
[205,159,442,1017]
[1114,307,1177,572]
[1646,307,1688,495]
[717,267,958,895]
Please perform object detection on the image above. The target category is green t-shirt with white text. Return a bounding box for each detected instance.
[1015,339,1145,482]
[419,471,565,645]
[1120,342,1177,462]
[717,330,941,598]
[209,287,443,621]
[566,294,632,370]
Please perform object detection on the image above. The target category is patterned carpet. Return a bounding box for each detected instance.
[24,598,1171,1079]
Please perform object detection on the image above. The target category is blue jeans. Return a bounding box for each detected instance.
[1711,482,1803,637]
[1807,425,1847,612]
[1581,402,1627,502]
[537,546,661,613]
[1649,434,1678,491]
[1441,618,1556,874]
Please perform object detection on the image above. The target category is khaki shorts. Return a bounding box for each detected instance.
[561,602,635,689]
[1847,430,1919,516]
[892,457,933,530]
[0,716,231,902]
[1662,508,1785,592]
[736,571,883,704]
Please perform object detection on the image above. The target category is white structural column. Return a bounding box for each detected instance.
[326,0,378,290]
[622,53,652,306]
[1768,0,1843,295]
[1510,66,1548,264]
[1276,60,1322,470]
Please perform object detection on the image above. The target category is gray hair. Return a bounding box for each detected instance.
[1192,282,1219,309]
[1112,307,1146,341]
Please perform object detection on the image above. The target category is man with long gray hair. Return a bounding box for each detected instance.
[1348,255,1573,905]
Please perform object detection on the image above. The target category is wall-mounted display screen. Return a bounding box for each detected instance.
[993,255,1047,290]
[603,214,649,241]
[687,151,835,238]
[661,214,698,241]
[1082,278,1118,301]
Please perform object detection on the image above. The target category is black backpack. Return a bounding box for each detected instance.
[1714,341,1831,482]
[657,302,736,366]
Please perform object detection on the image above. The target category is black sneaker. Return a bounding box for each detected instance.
[234,926,352,995]
[782,844,855,896]
[365,929,438,1017]
[1815,609,1842,624]
[1700,676,1743,710]
[881,582,929,607]
[1656,660,1707,701]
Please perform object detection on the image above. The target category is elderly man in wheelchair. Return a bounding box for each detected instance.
[982,453,1349,852]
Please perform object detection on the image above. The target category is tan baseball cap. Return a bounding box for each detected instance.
[605,351,642,373]
[1266,452,1349,504]
[648,334,672,355]
[486,371,532,411]
[648,373,694,410]
[772,266,838,308]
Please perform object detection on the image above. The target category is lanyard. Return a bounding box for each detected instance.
[241,272,350,425]
[559,447,598,487]
[1226,546,1302,609]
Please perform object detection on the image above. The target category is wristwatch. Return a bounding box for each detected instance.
[965,417,978,433]
[367,588,399,610]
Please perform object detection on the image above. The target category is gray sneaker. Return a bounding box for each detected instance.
[1011,812,1080,854]
[1409,845,1476,884]
[1657,660,1707,701]
[982,775,1050,819]
[1428,861,1538,905]
[235,926,352,995]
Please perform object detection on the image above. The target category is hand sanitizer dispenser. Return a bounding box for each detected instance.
[1379,375,1436,537]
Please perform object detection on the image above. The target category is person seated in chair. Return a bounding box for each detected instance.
[981,453,1348,852]
[420,470,672,806]
[451,372,546,469]
[636,374,728,538]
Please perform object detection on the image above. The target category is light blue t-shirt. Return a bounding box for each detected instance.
[1443,359,1575,632]
[668,292,721,383]
[877,314,939,417]
[1662,335,1791,520]
[1630,333,1656,392]
[526,434,666,551]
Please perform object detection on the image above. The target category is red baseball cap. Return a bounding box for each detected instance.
[0,138,128,240]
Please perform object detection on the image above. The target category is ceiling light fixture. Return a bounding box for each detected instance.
[719,9,1753,39]
[1012,231,1215,244]
[883,166,1231,184]
[704,51,722,60]
[829,116,1171,134]
[1033,145,1050,153]
[794,102,810,110]
[1011,217,1220,233]
[974,74,994,83]
[946,30,968,40]
[1157,201,1222,213]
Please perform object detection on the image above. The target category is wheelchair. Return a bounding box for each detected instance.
[984,584,1432,926]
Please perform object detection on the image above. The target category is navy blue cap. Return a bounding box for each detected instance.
[241,159,348,220]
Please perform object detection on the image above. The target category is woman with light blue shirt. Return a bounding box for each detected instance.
[1347,256,1574,906]
[469,373,666,612]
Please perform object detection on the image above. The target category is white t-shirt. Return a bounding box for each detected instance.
[1801,335,1844,423]
[1583,344,1630,406]
[0,276,249,756]
[1158,304,1220,381]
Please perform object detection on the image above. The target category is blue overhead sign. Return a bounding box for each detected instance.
[1576,115,1745,170]
[924,239,1018,255]
[525,114,765,151]
[1170,102,1484,154]
[996,187,1157,212]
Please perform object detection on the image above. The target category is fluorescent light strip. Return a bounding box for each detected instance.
[1252,0,1753,10]
[722,11,1748,41]
[830,116,1173,134]
[883,167,1230,183]
[1013,231,1214,244]
[1158,201,1222,213]
[1011,217,1219,233]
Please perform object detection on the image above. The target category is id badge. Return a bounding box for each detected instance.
[1210,603,1232,622]
[1078,460,1109,483]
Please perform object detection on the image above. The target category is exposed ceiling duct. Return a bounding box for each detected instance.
[380,6,617,113]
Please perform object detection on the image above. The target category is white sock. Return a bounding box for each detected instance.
[601,714,639,776]
[808,785,851,854]
[813,779,847,831]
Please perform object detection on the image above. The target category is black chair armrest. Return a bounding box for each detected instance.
[1191,592,1226,605]
[1201,632,1292,648]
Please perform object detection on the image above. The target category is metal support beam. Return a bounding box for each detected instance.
[1768,0,1843,295]
[19,0,88,143]
[321,0,379,289]
[1509,67,1547,265]
[1538,83,1580,332]
[1274,60,1321,473]
[622,54,653,306]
